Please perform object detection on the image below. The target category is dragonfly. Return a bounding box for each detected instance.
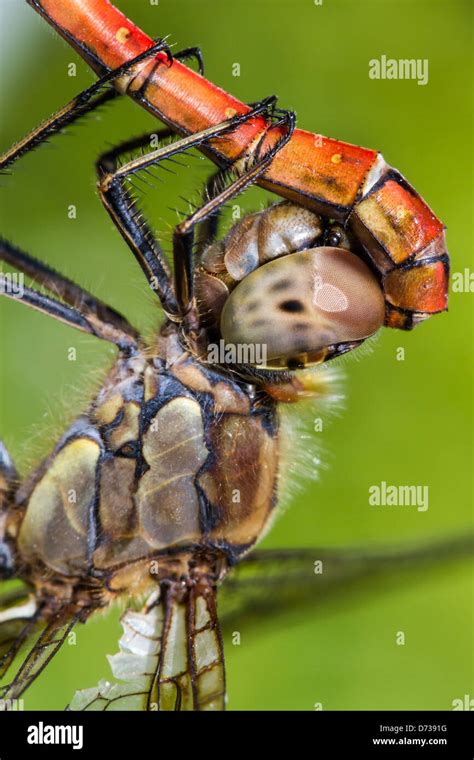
[0,0,459,711]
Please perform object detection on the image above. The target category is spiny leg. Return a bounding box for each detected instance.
[96,126,221,319]
[97,97,293,320]
[0,238,139,351]
[98,129,176,171]
[196,148,274,253]
[0,238,139,343]
[171,110,296,322]
[196,168,231,253]
[96,128,179,316]
[0,39,204,172]
[0,87,119,173]
[172,47,205,76]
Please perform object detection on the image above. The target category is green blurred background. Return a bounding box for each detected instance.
[0,0,472,710]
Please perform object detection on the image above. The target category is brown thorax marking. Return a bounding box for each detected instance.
[10,327,279,604]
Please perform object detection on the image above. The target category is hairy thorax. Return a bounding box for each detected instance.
[7,326,280,604]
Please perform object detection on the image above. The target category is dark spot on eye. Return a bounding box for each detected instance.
[287,357,306,370]
[246,300,259,312]
[270,278,292,292]
[279,300,305,313]
[293,322,310,331]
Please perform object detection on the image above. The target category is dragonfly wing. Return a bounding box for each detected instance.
[0,583,41,690]
[0,584,38,663]
[219,534,474,630]
[0,601,80,705]
[69,582,226,711]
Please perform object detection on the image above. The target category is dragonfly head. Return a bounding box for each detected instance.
[220,246,385,369]
[195,202,385,370]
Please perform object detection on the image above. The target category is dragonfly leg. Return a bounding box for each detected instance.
[194,109,285,250]
[0,238,139,351]
[96,128,180,316]
[172,109,296,320]
[97,98,295,320]
[196,168,231,254]
[0,39,172,172]
[174,47,205,76]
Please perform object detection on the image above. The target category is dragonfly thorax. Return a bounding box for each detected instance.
[9,331,280,599]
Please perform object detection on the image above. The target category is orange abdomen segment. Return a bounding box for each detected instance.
[353,176,446,268]
[31,0,266,160]
[30,0,449,325]
[351,171,449,326]
[29,0,378,204]
[262,130,378,218]
[390,259,449,311]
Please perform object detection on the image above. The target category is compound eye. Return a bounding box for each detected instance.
[220,247,385,368]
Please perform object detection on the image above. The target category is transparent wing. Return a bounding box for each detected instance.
[69,533,472,712]
[0,580,83,708]
[0,608,80,705]
[69,582,226,712]
[0,582,39,677]
[218,534,474,630]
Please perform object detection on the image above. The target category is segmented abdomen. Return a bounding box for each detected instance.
[31,0,449,328]
[263,133,449,329]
